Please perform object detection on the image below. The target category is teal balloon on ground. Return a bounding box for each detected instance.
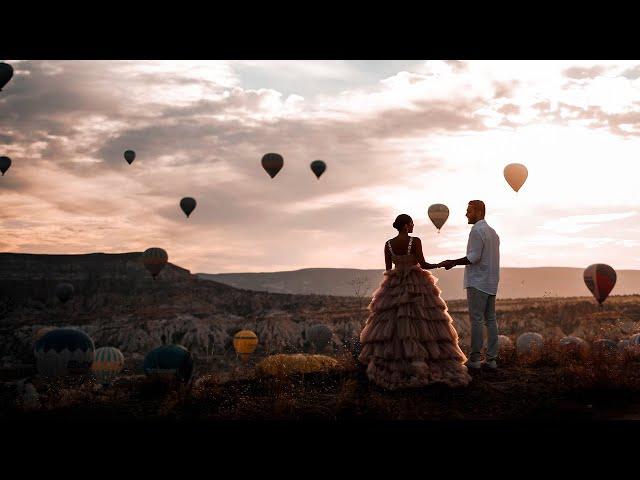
[144,345,193,383]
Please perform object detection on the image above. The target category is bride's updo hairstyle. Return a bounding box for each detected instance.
[393,214,413,231]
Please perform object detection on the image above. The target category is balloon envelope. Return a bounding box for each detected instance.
[180,197,196,217]
[124,150,136,164]
[583,264,616,304]
[428,204,449,231]
[92,347,125,385]
[261,153,283,178]
[55,283,74,304]
[497,335,514,357]
[143,345,193,383]
[591,339,620,361]
[34,328,95,377]
[0,156,11,175]
[306,324,332,351]
[516,332,544,364]
[0,62,14,91]
[143,248,168,278]
[310,160,326,179]
[503,163,528,192]
[558,336,589,362]
[233,330,258,356]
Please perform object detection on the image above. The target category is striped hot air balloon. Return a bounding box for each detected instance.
[92,347,125,385]
[583,264,616,305]
[143,248,168,279]
[233,330,258,364]
[34,328,95,378]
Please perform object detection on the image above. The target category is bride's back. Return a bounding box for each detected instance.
[387,236,417,265]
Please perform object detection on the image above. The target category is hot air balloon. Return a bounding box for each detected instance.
[92,347,125,386]
[143,248,168,279]
[33,327,55,343]
[261,153,283,179]
[591,339,620,362]
[503,163,528,192]
[143,344,193,383]
[305,324,332,352]
[124,150,136,165]
[180,197,196,218]
[516,332,544,365]
[428,204,449,233]
[625,333,640,360]
[0,62,13,91]
[310,160,326,179]
[34,328,95,377]
[583,263,616,305]
[55,283,74,304]
[0,156,11,176]
[233,330,258,364]
[497,335,515,358]
[558,336,590,363]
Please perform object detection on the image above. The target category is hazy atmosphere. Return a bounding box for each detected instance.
[3,60,640,273]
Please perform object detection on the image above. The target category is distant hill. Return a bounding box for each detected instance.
[198,267,640,300]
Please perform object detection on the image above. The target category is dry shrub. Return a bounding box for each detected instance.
[255,354,339,378]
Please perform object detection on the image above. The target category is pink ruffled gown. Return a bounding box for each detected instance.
[358,237,471,390]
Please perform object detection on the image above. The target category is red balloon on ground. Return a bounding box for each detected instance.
[583,264,616,305]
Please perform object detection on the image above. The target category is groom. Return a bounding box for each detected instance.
[439,200,500,370]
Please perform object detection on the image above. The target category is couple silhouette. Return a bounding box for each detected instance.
[358,200,500,390]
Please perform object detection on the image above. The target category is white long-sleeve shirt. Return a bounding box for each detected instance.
[463,219,500,295]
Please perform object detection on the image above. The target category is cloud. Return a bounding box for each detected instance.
[563,65,609,80]
[5,60,640,272]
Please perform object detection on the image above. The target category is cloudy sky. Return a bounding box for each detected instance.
[2,60,640,274]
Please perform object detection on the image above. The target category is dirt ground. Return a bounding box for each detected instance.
[5,351,640,422]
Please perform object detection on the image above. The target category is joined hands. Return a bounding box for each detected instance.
[436,260,456,270]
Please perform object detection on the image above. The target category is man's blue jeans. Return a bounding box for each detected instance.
[466,287,499,362]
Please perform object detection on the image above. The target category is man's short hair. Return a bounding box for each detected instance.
[469,200,486,217]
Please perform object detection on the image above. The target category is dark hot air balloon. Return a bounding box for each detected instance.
[124,150,136,165]
[583,263,616,305]
[55,283,74,304]
[428,204,449,232]
[144,344,193,383]
[180,197,196,217]
[34,328,95,377]
[261,153,283,178]
[0,62,14,91]
[310,160,326,179]
[305,324,332,352]
[143,248,168,278]
[0,156,11,176]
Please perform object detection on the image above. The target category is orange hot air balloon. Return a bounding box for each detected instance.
[143,248,168,279]
[233,330,258,364]
[583,264,616,305]
[427,204,449,233]
[503,163,528,192]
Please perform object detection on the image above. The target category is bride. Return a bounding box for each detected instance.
[358,214,471,390]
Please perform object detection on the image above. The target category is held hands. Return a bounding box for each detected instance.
[437,259,456,270]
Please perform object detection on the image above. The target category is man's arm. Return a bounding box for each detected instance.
[442,229,483,270]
